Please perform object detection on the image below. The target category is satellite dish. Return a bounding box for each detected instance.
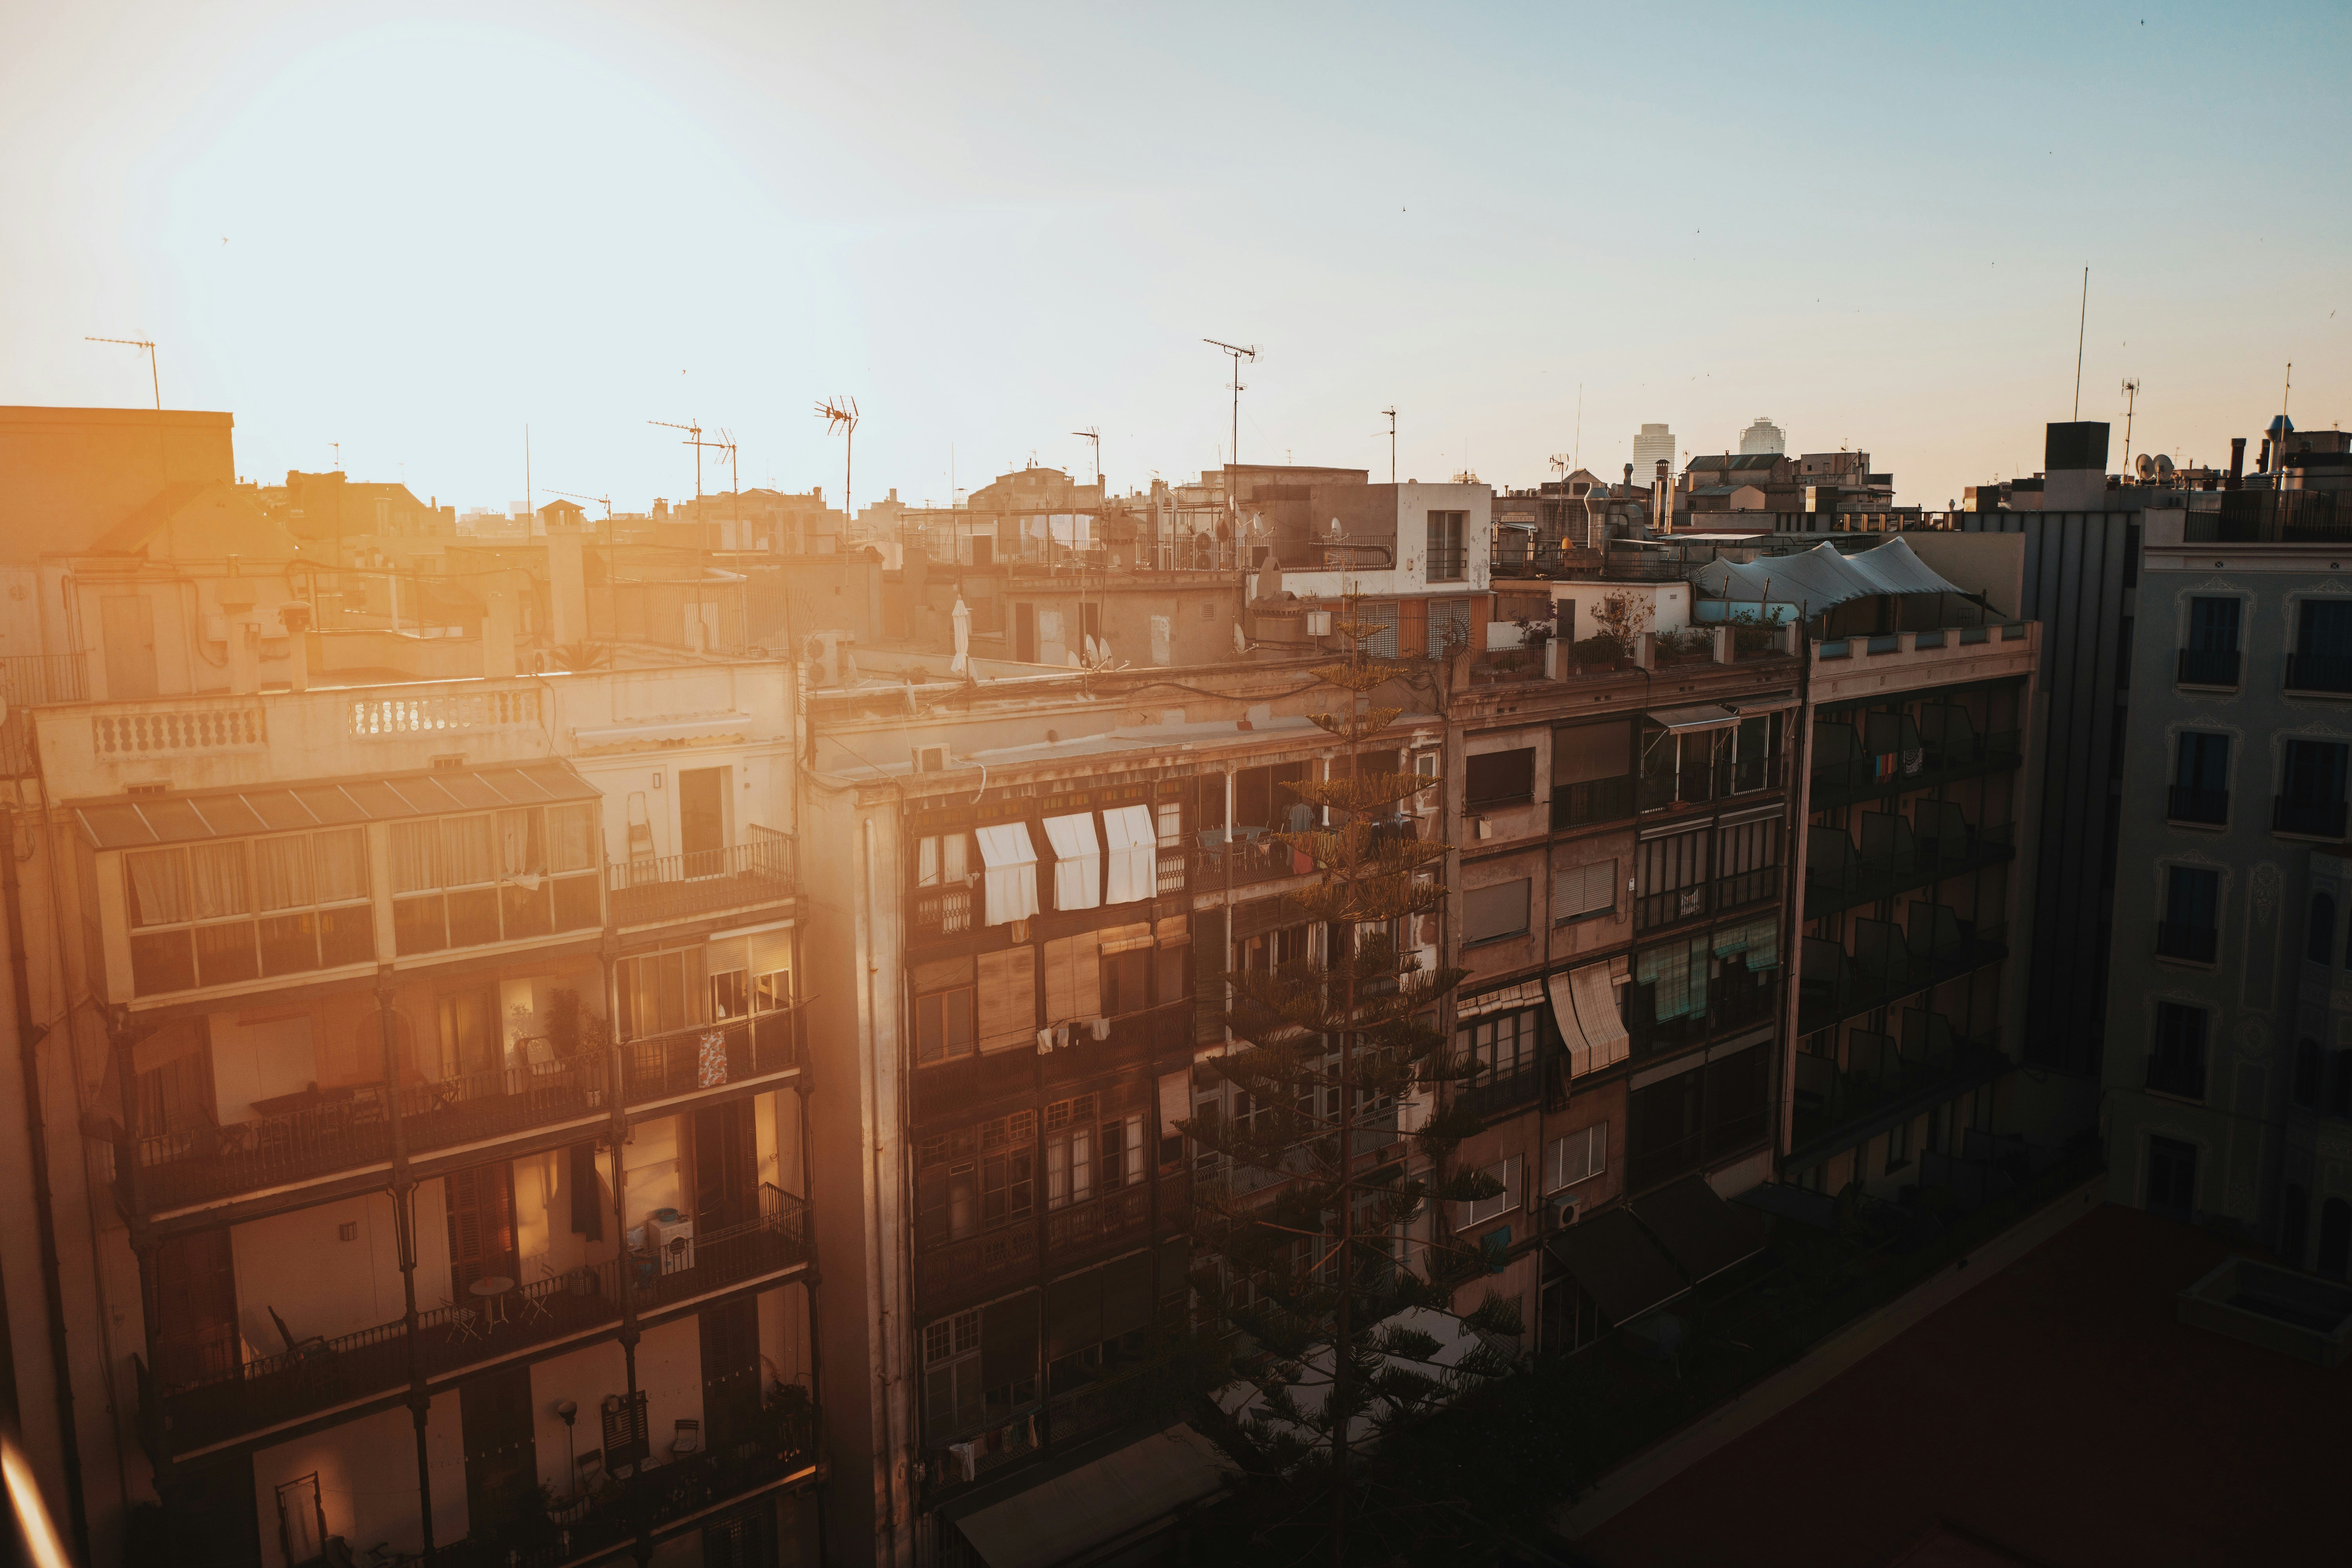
[2134,454,2156,480]
[2155,454,2175,476]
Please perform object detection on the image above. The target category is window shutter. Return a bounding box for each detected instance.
[976,948,1038,1052]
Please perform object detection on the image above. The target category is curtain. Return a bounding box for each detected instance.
[390,821,441,893]
[444,815,496,886]
[918,836,940,887]
[188,842,249,921]
[312,828,368,903]
[126,848,189,927]
[496,808,543,877]
[975,823,1040,927]
[1101,805,1156,906]
[546,804,595,873]
[254,836,311,911]
[1042,813,1102,911]
[1744,917,1780,970]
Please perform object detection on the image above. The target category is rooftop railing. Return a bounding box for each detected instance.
[608,831,795,928]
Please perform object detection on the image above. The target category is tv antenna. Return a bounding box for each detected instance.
[815,397,859,519]
[543,489,613,519]
[1378,407,1396,483]
[649,419,728,502]
[85,336,159,409]
[1071,426,1100,489]
[1203,338,1257,485]
[2072,266,2089,420]
[2119,379,2140,477]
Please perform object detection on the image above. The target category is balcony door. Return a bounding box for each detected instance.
[101,592,159,699]
[699,1296,761,1451]
[445,1162,519,1300]
[459,1365,537,1537]
[679,767,729,879]
[694,1099,758,1234]
[149,1228,238,1386]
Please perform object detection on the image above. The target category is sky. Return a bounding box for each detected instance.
[3,0,2347,516]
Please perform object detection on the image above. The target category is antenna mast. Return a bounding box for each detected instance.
[2072,266,2089,421]
[1071,426,1101,490]
[2120,379,2140,475]
[816,397,860,524]
[1378,407,1396,484]
[85,336,159,409]
[650,419,730,523]
[1203,338,1257,489]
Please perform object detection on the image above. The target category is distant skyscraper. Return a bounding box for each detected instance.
[1633,423,1676,471]
[1739,416,1786,456]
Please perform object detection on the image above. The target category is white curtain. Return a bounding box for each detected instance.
[253,836,311,911]
[496,808,542,877]
[125,848,188,927]
[545,804,595,873]
[1041,812,1102,911]
[1100,805,1156,906]
[443,814,496,886]
[312,828,369,903]
[390,821,441,893]
[974,823,1040,927]
[188,842,250,920]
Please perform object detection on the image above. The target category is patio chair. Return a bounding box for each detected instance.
[441,1299,484,1345]
[670,1418,702,1459]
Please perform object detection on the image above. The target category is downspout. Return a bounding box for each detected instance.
[857,817,906,1567]
[376,973,431,1558]
[2,804,93,1565]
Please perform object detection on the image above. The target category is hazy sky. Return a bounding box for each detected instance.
[4,1,2346,515]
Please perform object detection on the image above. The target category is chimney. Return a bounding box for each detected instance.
[546,525,588,647]
[2257,437,2272,475]
[1655,459,1671,534]
[2042,421,2110,511]
[483,577,519,679]
[278,602,312,692]
[2228,437,2246,490]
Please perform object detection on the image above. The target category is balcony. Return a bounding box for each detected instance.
[117,1013,798,1220]
[1627,973,1782,1058]
[1804,822,2016,921]
[2166,787,2229,826]
[1552,775,1637,831]
[912,882,976,941]
[1796,913,2007,1034]
[608,833,795,929]
[2176,648,2241,689]
[2183,490,2349,544]
[139,1186,810,1458]
[2285,653,2352,697]
[1426,547,1468,583]
[1196,829,1311,887]
[2145,1051,2207,1102]
[2272,795,2347,840]
[1788,1024,2007,1164]
[1634,867,1782,934]
[2154,921,2219,965]
[925,1351,1183,1501]
[1808,728,2023,813]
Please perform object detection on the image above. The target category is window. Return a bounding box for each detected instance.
[2157,866,2220,962]
[914,956,976,1065]
[1465,748,1536,808]
[2294,1039,2322,1107]
[124,828,374,995]
[975,947,1038,1053]
[916,831,973,888]
[2292,599,2352,693]
[1044,930,1104,1022]
[1098,1112,1145,1189]
[1632,936,1710,1040]
[923,1310,984,1434]
[1045,1093,1099,1209]
[2333,1050,2352,1118]
[2170,733,2230,823]
[2149,1002,2208,1100]
[617,947,707,1040]
[1885,1117,1911,1173]
[2311,893,2338,965]
[1553,859,1616,923]
[1425,512,1467,582]
[1428,597,1471,655]
[1463,879,1531,944]
[1546,1122,1606,1191]
[1730,713,1784,792]
[1636,829,1710,928]
[1357,601,1400,659]
[2187,597,2240,653]
[1455,1155,1520,1230]
[390,803,598,956]
[980,1113,1036,1225]
[2277,739,2350,837]
[1459,1007,1539,1090]
[2145,1135,2197,1221]
[1715,818,1780,907]
[1199,601,1216,622]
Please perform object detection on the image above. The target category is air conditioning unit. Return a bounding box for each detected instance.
[1305,610,1333,637]
[1545,1194,1579,1232]
[914,744,951,773]
[648,1212,696,1274]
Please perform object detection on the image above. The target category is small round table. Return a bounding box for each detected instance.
[470,1276,517,1332]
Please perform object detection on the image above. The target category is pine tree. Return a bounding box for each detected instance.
[1179,594,1516,1565]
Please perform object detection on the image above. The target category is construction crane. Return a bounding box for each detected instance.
[816,397,858,521]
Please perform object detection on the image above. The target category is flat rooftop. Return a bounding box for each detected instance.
[1581,1203,2345,1568]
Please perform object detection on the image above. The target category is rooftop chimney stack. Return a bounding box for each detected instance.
[2228,437,2247,490]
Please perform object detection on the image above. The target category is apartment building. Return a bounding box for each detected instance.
[2106,461,2352,1269]
[0,407,823,1568]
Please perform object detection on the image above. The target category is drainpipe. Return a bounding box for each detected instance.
[601,941,651,1566]
[376,971,432,1557]
[2,805,91,1565]
[857,817,907,1568]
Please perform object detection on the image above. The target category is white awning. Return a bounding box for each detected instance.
[1646,704,1741,734]
[953,1424,1233,1568]
[1101,804,1158,906]
[1548,962,1629,1080]
[975,822,1040,927]
[1042,811,1102,910]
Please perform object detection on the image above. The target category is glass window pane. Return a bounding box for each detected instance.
[312,828,369,902]
[189,843,249,920]
[253,837,310,911]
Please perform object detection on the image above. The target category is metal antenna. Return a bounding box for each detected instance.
[2119,379,2140,475]
[2072,266,2089,421]
[1071,426,1101,490]
[86,336,159,408]
[816,397,859,521]
[1378,407,1396,483]
[651,418,729,506]
[1573,382,1583,471]
[1203,338,1257,486]
[543,489,613,519]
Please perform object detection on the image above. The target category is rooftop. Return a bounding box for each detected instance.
[1581,1203,2345,1568]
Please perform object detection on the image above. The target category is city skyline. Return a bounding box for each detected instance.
[5,2,2345,516]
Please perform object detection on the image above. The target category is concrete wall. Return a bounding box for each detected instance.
[0,407,238,561]
[251,1394,466,1566]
